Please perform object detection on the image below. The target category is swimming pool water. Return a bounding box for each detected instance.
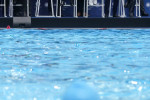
[0,29,150,100]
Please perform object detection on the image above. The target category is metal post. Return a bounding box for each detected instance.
[27,0,29,16]
[0,0,7,17]
[136,0,137,16]
[102,0,104,18]
[9,0,13,17]
[4,0,6,17]
[139,0,141,17]
[56,0,61,17]
[74,0,77,17]
[136,0,141,17]
[35,0,38,16]
[122,0,125,17]
[119,0,125,17]
[83,0,86,17]
[60,0,62,17]
[36,0,40,17]
[109,0,112,17]
[86,0,88,17]
[51,0,54,17]
[83,0,88,18]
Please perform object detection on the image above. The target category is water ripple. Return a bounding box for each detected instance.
[0,29,150,100]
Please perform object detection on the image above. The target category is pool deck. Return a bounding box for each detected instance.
[1,17,150,28]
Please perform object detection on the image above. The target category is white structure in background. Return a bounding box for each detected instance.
[109,0,141,17]
[118,0,126,17]
[89,0,97,5]
[9,0,30,17]
[56,0,78,17]
[35,0,55,17]
[0,0,6,17]
[84,0,104,18]
[109,0,126,17]
[135,0,141,17]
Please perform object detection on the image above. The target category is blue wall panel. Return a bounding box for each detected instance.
[144,0,150,15]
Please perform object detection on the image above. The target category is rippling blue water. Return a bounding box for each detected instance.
[0,29,150,100]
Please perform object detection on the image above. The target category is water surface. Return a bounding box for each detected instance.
[0,29,150,100]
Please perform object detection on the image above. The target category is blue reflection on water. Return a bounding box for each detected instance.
[0,29,150,100]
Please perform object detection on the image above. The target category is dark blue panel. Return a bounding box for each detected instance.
[38,0,50,15]
[88,0,103,17]
[0,0,4,17]
[30,0,37,16]
[144,0,150,15]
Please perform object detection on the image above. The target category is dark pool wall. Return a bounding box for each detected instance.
[0,0,150,17]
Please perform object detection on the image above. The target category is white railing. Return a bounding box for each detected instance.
[118,0,126,17]
[0,0,6,17]
[109,0,126,17]
[109,0,141,17]
[0,0,142,18]
[56,0,77,17]
[135,0,141,17]
[9,0,30,17]
[83,0,104,18]
[35,0,55,17]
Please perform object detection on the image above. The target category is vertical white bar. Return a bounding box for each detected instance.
[75,0,77,17]
[35,0,40,16]
[56,0,61,17]
[37,0,40,16]
[83,0,85,17]
[35,0,38,16]
[102,0,104,17]
[86,0,88,17]
[136,0,137,16]
[9,0,13,17]
[109,0,112,17]
[51,0,54,16]
[27,0,29,16]
[122,0,125,17]
[139,0,141,17]
[4,0,6,17]
[35,1,36,16]
[74,0,78,17]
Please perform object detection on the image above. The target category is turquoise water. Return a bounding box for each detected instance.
[0,29,150,100]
